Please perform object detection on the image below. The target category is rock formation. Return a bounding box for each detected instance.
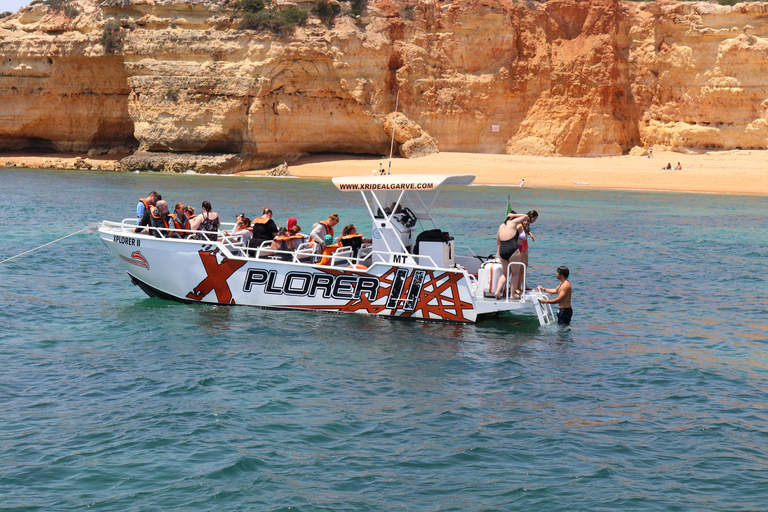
[1,0,768,172]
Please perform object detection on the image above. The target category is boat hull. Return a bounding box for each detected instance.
[101,231,480,323]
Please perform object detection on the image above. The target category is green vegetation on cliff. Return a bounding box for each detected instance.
[237,0,308,33]
[100,19,125,54]
[29,0,79,18]
[235,0,366,32]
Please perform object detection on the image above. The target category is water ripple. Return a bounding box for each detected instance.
[2,169,768,510]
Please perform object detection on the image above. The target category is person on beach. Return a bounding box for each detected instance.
[310,213,340,254]
[520,179,525,187]
[495,212,529,300]
[191,201,220,241]
[664,163,672,170]
[675,162,682,170]
[137,191,160,219]
[537,266,573,325]
[648,145,653,159]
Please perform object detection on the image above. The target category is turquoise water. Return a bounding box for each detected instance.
[1,167,767,511]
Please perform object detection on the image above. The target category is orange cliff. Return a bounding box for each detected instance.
[1,0,768,172]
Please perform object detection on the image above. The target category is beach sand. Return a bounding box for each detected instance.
[1,151,124,171]
[4,149,768,195]
[241,149,768,196]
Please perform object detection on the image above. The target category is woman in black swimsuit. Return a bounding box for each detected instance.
[495,212,530,300]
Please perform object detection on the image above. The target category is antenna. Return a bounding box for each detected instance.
[387,91,399,175]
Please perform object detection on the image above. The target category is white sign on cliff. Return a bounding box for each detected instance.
[491,125,500,132]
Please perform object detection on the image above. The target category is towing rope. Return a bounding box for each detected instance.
[0,224,99,265]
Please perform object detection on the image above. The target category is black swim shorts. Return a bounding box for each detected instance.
[557,307,573,325]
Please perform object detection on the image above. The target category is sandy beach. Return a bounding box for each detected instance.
[1,151,125,171]
[4,149,768,195]
[241,149,768,196]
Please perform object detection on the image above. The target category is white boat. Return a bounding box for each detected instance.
[99,174,558,325]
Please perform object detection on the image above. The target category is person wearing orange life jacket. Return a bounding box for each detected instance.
[309,213,340,256]
[137,191,160,220]
[268,227,298,261]
[224,215,252,247]
[149,200,181,239]
[248,207,279,257]
[171,202,191,238]
[339,224,371,259]
[289,224,307,245]
[134,193,162,234]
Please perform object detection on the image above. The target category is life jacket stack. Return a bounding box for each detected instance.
[318,244,341,266]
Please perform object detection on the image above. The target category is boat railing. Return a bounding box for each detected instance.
[245,242,359,267]
[503,261,527,302]
[102,219,230,242]
[103,220,445,269]
[454,244,478,257]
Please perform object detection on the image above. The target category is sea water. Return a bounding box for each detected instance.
[1,167,767,511]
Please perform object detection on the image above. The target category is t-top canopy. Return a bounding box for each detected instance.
[332,174,476,192]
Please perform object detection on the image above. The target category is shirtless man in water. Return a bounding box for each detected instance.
[537,266,573,325]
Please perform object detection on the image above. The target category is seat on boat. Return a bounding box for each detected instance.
[413,229,450,255]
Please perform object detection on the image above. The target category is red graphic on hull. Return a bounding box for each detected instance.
[120,250,149,270]
[293,267,473,322]
[404,271,474,322]
[186,247,246,304]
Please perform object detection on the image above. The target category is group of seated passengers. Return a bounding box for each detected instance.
[246,211,370,263]
[134,191,219,241]
[132,196,370,263]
